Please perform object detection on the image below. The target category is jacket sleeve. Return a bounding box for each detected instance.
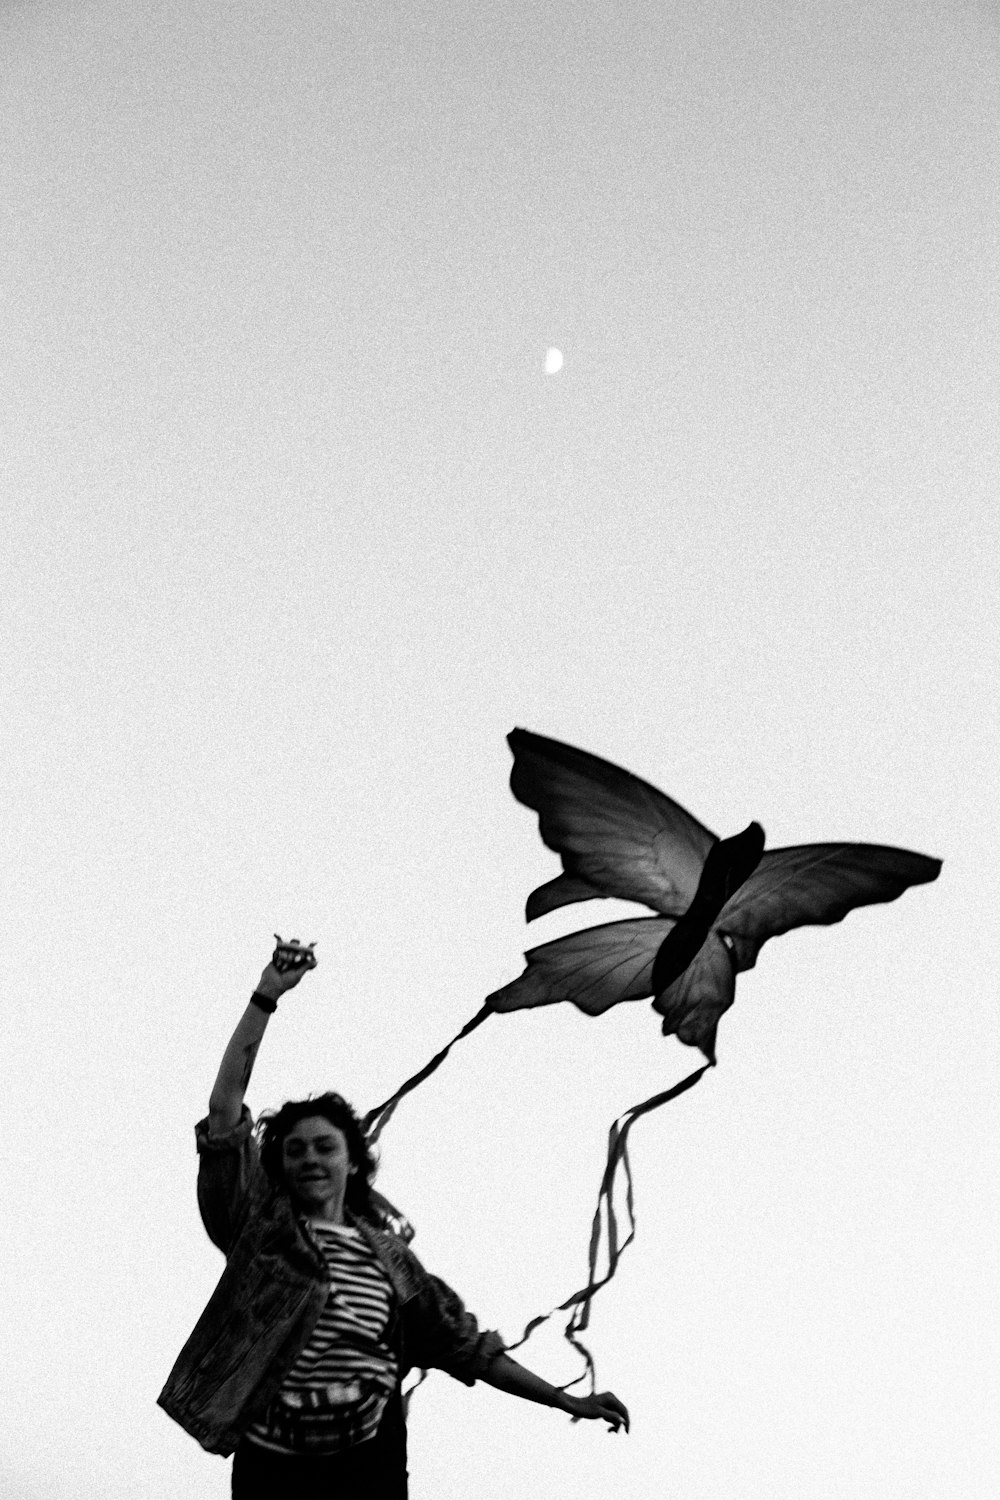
[399,1255,507,1387]
[194,1105,268,1255]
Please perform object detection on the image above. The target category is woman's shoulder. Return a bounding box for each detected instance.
[349,1213,426,1294]
[367,1189,416,1244]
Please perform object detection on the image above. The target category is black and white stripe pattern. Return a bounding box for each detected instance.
[246,1221,398,1455]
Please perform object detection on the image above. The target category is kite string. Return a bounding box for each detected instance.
[362,1003,494,1146]
[359,998,711,1396]
[504,1062,712,1392]
[359,1005,495,1415]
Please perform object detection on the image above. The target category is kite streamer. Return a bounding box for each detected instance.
[503,1061,712,1391]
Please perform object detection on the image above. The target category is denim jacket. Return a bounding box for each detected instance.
[157,1106,506,1457]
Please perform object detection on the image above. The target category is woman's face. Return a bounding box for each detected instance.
[281,1115,355,1221]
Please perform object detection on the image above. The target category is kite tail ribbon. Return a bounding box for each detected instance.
[504,1061,712,1392]
[362,1003,494,1145]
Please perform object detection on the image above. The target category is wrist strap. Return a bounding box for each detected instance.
[250,989,278,1014]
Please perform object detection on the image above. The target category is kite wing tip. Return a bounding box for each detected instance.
[659,1011,717,1065]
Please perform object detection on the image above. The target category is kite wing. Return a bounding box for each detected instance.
[487,916,675,1017]
[716,842,942,972]
[652,934,738,1064]
[651,841,942,1060]
[507,728,717,919]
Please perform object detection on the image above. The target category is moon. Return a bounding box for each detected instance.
[544,347,564,374]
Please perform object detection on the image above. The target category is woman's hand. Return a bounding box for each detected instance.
[256,936,317,999]
[562,1390,630,1434]
[480,1352,630,1433]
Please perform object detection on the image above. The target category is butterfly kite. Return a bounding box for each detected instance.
[362,729,941,1387]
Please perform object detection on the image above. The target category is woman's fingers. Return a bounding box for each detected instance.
[597,1392,630,1433]
[264,937,318,994]
[570,1391,630,1433]
[272,936,318,975]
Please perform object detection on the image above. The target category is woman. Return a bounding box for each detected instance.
[158,938,630,1498]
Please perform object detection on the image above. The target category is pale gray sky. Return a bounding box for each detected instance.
[3,3,998,1498]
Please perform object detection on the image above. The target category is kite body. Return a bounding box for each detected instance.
[367,728,941,1393]
[487,729,941,1061]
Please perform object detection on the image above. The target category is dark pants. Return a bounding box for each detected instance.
[231,1394,408,1500]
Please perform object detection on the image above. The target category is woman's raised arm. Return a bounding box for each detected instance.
[207,937,317,1134]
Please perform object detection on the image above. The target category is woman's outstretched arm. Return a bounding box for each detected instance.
[481,1353,629,1433]
[207,939,317,1134]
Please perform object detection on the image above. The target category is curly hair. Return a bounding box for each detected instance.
[255,1092,379,1220]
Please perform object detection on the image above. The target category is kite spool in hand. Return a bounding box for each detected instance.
[271,935,317,975]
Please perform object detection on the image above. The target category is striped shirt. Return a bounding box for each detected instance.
[246,1220,398,1455]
